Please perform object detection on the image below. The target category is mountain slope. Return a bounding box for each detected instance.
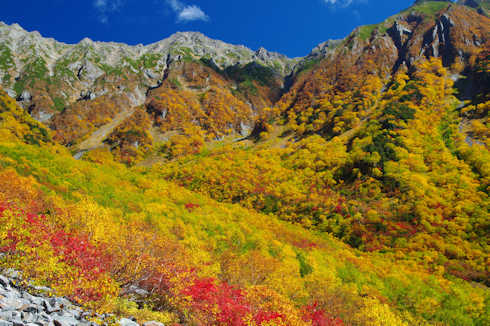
[0,87,489,325]
[457,0,490,16]
[282,1,489,120]
[0,22,298,154]
[1,1,487,163]
[148,1,490,290]
[158,58,490,286]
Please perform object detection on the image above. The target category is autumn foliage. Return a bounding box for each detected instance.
[160,58,490,285]
[0,202,117,307]
[0,49,489,326]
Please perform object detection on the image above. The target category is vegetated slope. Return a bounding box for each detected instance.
[1,1,487,165]
[154,1,489,158]
[158,1,490,287]
[0,1,489,325]
[282,1,488,121]
[457,0,490,16]
[158,57,490,285]
[0,88,488,326]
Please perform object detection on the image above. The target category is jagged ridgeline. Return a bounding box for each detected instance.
[0,0,489,325]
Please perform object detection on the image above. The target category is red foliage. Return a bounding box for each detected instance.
[182,278,251,326]
[185,203,200,211]
[393,222,417,236]
[303,303,344,326]
[292,239,319,249]
[182,277,328,325]
[0,202,7,214]
[49,230,111,279]
[253,311,285,324]
[183,278,218,302]
[0,202,112,302]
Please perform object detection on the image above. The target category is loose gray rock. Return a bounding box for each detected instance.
[52,315,79,326]
[119,318,139,326]
[22,304,40,313]
[0,275,10,288]
[20,311,36,323]
[143,322,165,326]
[0,272,170,326]
[0,311,13,320]
[0,297,25,311]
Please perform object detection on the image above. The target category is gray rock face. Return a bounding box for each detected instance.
[18,91,31,102]
[31,110,54,123]
[0,22,297,97]
[0,273,164,326]
[308,39,342,59]
[0,275,10,288]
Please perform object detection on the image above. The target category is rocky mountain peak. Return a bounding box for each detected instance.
[0,22,297,74]
[171,31,207,40]
[255,47,268,57]
[308,39,342,58]
[79,37,94,45]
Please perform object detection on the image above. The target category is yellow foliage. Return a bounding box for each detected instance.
[353,298,409,326]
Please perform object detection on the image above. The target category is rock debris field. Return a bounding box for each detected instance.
[0,272,164,326]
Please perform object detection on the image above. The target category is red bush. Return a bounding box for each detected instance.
[303,303,344,326]
[0,202,113,302]
[185,203,200,211]
[253,311,285,324]
[292,239,318,249]
[182,278,252,326]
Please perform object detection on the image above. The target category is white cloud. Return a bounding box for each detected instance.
[178,5,208,22]
[93,0,124,23]
[166,0,209,22]
[323,0,367,8]
[167,0,182,11]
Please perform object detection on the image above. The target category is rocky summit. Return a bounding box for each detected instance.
[0,21,297,113]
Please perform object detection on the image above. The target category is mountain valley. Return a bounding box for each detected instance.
[0,1,489,325]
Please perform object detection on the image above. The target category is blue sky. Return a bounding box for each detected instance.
[1,0,415,57]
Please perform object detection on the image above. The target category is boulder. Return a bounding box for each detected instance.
[119,318,139,326]
[143,322,165,326]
